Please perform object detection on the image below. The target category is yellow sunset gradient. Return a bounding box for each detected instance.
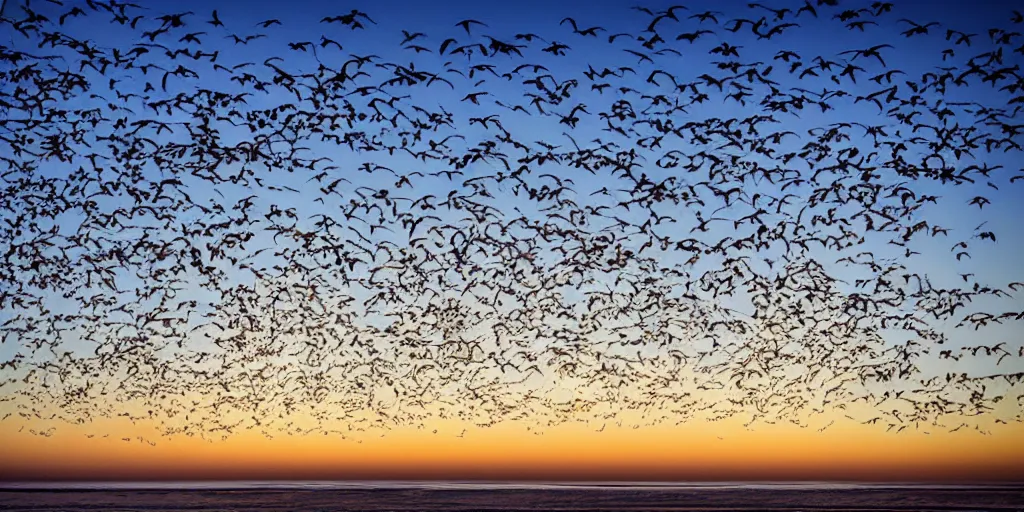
[3,409,1022,482]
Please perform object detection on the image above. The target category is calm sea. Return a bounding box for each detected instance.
[1,481,1022,511]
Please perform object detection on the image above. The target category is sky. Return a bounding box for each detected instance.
[0,0,1023,482]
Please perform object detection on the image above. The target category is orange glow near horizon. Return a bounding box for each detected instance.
[3,415,1023,482]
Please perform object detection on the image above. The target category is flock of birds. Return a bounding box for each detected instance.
[1,0,1023,445]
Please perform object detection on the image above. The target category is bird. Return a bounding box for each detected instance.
[208,10,224,27]
[455,19,487,36]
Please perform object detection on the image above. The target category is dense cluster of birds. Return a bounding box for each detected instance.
[1,0,1023,445]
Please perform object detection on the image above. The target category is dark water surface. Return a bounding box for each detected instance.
[1,482,1022,511]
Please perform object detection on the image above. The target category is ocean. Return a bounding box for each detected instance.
[0,481,1022,511]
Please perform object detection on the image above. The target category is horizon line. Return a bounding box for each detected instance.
[3,479,1023,489]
